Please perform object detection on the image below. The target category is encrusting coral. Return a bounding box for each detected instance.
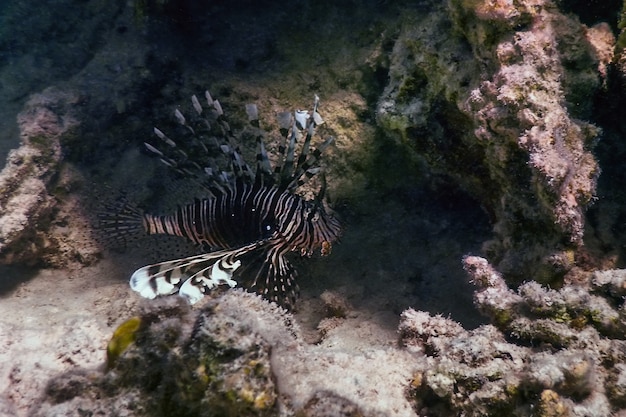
[377,0,605,285]
[399,255,626,416]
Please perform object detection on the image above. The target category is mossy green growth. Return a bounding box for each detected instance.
[492,308,514,328]
[617,1,626,53]
[397,67,428,102]
[132,0,172,25]
[106,316,142,369]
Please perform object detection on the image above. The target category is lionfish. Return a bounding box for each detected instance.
[101,91,341,310]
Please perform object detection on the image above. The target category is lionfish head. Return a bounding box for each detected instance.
[285,199,342,257]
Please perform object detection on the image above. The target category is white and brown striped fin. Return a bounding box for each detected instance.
[129,241,267,304]
[235,245,300,310]
[129,240,300,309]
[287,136,334,192]
[145,91,258,193]
[269,95,331,192]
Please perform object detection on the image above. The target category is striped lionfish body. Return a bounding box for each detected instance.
[101,91,341,309]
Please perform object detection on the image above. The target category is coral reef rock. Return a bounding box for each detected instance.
[0,0,165,269]
[398,256,626,416]
[0,88,79,266]
[377,0,604,284]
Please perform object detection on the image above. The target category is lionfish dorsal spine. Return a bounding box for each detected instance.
[254,136,274,186]
[273,118,297,189]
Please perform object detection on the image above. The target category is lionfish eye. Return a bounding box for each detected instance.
[261,218,276,238]
[307,207,321,222]
[303,205,319,222]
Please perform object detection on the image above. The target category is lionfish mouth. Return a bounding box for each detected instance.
[321,240,332,256]
[297,240,333,257]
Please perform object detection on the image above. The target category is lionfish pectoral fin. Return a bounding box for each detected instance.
[129,242,266,304]
[129,257,193,299]
[178,256,242,304]
[264,257,299,311]
[129,251,228,301]
[240,251,300,310]
[130,265,180,299]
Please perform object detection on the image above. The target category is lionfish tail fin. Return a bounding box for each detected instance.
[97,196,146,249]
[130,242,265,304]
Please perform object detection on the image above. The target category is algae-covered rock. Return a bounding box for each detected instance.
[0,88,79,266]
[401,310,609,415]
[377,0,603,284]
[107,296,281,417]
[34,294,284,417]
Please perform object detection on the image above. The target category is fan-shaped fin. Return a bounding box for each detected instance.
[129,241,267,304]
[236,246,300,310]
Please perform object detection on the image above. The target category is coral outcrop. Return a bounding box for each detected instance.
[31,294,287,417]
[0,87,102,268]
[0,88,78,265]
[399,256,626,416]
[377,0,606,284]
